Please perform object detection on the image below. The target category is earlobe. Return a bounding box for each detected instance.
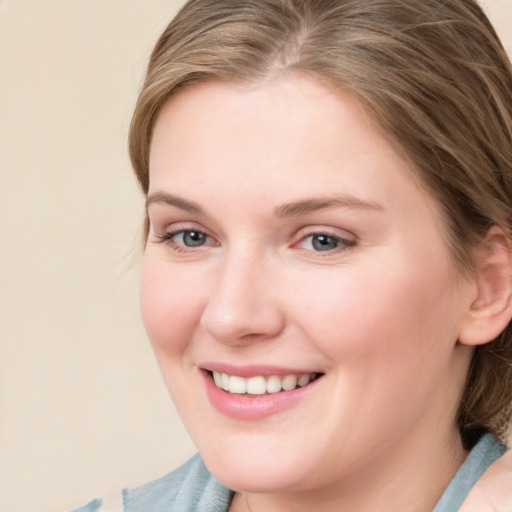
[459,226,512,347]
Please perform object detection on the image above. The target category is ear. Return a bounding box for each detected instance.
[458,226,512,346]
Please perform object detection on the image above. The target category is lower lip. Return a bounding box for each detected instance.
[202,371,322,420]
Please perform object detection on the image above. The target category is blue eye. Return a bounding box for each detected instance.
[154,229,213,250]
[311,234,340,251]
[301,233,355,252]
[176,230,208,247]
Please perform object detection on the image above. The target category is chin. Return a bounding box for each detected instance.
[205,454,303,494]
[193,428,331,494]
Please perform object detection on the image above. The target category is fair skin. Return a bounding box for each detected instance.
[141,76,505,512]
[461,448,512,512]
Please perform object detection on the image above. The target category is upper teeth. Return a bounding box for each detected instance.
[212,371,316,395]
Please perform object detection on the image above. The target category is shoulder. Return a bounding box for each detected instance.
[66,499,105,512]
[67,454,233,512]
[123,452,233,511]
[460,445,512,512]
[123,453,205,509]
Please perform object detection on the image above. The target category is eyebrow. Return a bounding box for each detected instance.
[145,191,384,217]
[146,192,204,215]
[274,195,384,218]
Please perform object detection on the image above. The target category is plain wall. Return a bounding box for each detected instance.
[0,1,511,512]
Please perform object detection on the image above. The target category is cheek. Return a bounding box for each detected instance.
[286,258,467,447]
[290,253,463,376]
[140,254,205,359]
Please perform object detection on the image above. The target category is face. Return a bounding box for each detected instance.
[142,77,476,495]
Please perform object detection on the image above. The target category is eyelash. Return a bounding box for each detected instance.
[154,229,216,252]
[296,232,356,254]
[153,228,356,255]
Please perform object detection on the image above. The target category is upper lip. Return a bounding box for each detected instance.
[199,362,324,378]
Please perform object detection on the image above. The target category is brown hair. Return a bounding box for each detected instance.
[129,0,512,447]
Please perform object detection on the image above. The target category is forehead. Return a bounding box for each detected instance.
[148,77,442,227]
[153,79,402,173]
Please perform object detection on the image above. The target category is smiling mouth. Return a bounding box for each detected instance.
[209,371,323,395]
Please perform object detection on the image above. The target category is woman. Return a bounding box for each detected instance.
[73,0,512,510]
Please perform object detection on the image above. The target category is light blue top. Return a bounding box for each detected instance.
[432,433,505,511]
[69,433,505,512]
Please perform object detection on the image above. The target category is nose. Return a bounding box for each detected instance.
[200,252,285,345]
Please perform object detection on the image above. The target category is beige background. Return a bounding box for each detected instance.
[0,2,511,512]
